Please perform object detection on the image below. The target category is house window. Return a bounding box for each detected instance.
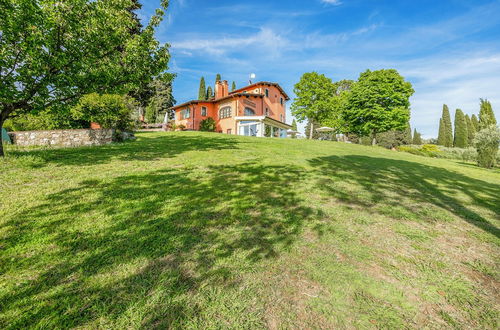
[181,108,190,119]
[265,108,269,116]
[280,98,283,105]
[219,106,232,119]
[280,114,283,122]
[201,106,207,116]
[227,129,232,134]
[244,107,255,116]
[265,89,269,97]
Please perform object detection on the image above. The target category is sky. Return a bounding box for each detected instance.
[139,0,500,138]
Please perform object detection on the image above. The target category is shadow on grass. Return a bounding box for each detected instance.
[0,162,315,328]
[6,132,241,167]
[308,155,500,238]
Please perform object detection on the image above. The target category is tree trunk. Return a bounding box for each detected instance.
[371,130,377,146]
[309,121,314,139]
[0,117,5,157]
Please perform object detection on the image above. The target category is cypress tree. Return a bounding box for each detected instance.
[403,124,412,144]
[441,104,453,147]
[413,129,422,145]
[479,98,497,129]
[437,118,446,145]
[471,114,479,133]
[231,81,236,91]
[453,109,468,148]
[292,119,298,131]
[215,74,221,86]
[465,114,475,145]
[198,77,206,100]
[206,86,213,100]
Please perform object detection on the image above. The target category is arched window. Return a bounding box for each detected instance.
[244,107,255,116]
[219,106,231,119]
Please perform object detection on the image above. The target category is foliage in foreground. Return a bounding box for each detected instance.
[0,0,170,156]
[1,132,498,328]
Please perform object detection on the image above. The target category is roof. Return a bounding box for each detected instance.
[229,81,290,100]
[171,93,265,110]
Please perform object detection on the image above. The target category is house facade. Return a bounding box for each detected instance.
[171,80,292,137]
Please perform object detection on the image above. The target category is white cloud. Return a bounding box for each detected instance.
[321,0,342,5]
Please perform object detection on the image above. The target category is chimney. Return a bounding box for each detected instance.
[215,80,229,99]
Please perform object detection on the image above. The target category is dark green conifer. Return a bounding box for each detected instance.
[441,104,453,147]
[231,81,236,91]
[412,129,422,145]
[198,77,206,100]
[479,98,497,129]
[453,109,468,148]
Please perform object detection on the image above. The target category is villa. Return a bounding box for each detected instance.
[171,80,292,137]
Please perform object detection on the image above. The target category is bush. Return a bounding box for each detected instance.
[72,94,138,132]
[199,118,216,132]
[3,106,86,131]
[421,144,440,152]
[473,125,500,168]
[397,145,441,157]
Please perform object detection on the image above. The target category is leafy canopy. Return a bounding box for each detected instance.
[0,0,170,120]
[290,72,335,124]
[342,69,414,137]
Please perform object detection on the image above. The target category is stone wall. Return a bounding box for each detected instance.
[8,129,115,147]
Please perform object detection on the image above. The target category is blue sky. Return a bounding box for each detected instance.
[140,0,500,138]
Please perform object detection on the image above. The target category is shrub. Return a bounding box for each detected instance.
[72,94,138,132]
[421,144,440,152]
[3,106,86,131]
[199,118,216,132]
[473,125,500,168]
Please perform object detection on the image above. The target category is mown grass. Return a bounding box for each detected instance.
[1,131,499,329]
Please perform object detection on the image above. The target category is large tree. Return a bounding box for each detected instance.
[342,69,414,145]
[290,72,336,139]
[198,77,206,100]
[479,98,497,129]
[0,0,170,156]
[437,118,445,146]
[453,109,468,148]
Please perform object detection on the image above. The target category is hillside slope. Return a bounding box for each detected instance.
[1,132,499,328]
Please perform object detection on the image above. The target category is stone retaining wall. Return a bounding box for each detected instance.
[8,129,115,147]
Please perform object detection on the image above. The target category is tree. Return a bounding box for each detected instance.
[465,114,475,145]
[479,98,497,129]
[437,118,446,146]
[199,117,216,132]
[198,77,206,100]
[206,86,213,100]
[376,130,409,148]
[440,105,453,147]
[144,73,176,123]
[290,72,336,139]
[231,81,236,91]
[323,79,354,133]
[471,114,480,133]
[453,109,468,148]
[291,119,298,131]
[412,129,422,145]
[71,94,137,132]
[342,69,414,145]
[215,74,222,84]
[0,0,170,156]
[473,125,500,168]
[403,124,412,145]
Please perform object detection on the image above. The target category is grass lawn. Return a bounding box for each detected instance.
[1,131,499,328]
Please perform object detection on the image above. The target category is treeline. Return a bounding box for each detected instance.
[197,74,236,100]
[291,69,422,148]
[437,100,497,148]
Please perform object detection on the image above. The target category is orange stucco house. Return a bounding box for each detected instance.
[170,80,292,137]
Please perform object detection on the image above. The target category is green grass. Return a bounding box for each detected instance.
[1,131,499,329]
